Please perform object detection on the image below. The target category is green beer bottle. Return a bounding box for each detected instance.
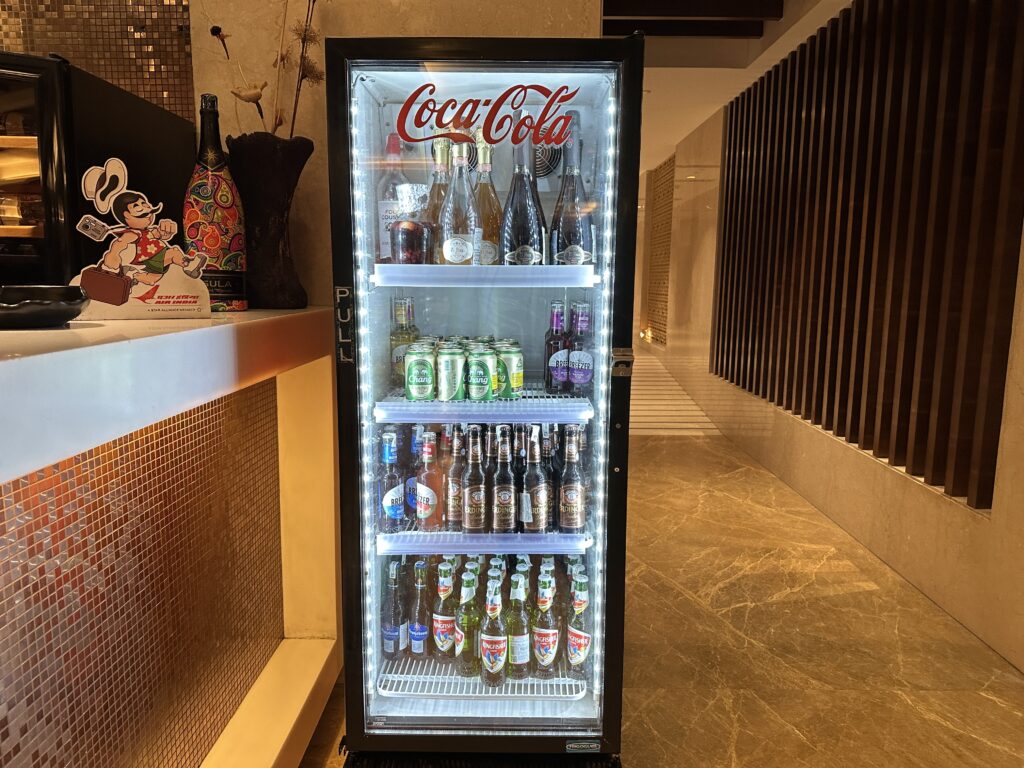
[432,562,456,664]
[567,574,592,680]
[532,574,559,679]
[455,573,481,677]
[506,573,531,680]
[480,579,508,688]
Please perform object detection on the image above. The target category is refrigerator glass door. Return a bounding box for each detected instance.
[348,60,621,737]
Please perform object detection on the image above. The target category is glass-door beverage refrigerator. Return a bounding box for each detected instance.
[327,37,643,761]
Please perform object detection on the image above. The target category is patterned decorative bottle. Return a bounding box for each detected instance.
[183,93,247,310]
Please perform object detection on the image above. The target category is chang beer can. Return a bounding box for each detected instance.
[437,347,467,401]
[496,345,524,399]
[467,349,496,401]
[473,335,495,345]
[404,344,435,401]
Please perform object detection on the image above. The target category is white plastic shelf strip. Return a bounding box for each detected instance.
[377,656,587,701]
[370,264,600,289]
[374,387,594,424]
[376,531,595,555]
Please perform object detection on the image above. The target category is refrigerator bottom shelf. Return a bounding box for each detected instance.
[378,656,587,701]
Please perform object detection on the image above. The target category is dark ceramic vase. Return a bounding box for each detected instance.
[226,132,312,309]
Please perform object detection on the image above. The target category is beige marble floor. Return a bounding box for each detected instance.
[300,434,1024,766]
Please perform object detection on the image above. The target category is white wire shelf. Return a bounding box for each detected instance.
[374,387,594,424]
[377,656,587,701]
[376,530,594,555]
[369,264,600,288]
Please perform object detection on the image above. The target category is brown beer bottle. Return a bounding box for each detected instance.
[462,426,487,533]
[491,425,518,533]
[523,424,553,533]
[559,425,586,534]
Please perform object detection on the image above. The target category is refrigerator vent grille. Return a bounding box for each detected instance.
[378,657,586,701]
[374,387,595,424]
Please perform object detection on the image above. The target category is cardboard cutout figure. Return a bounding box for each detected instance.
[71,158,211,318]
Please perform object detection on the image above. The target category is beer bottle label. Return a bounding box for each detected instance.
[560,483,585,528]
[567,626,592,666]
[391,343,409,381]
[432,613,455,652]
[568,350,594,385]
[416,483,438,519]
[519,492,533,523]
[463,484,487,529]
[493,484,516,530]
[405,476,417,511]
[446,477,463,523]
[548,348,569,382]
[382,624,399,654]
[455,624,466,657]
[528,483,551,529]
[382,484,404,520]
[398,621,409,651]
[509,632,530,666]
[533,627,559,667]
[410,621,429,654]
[480,633,508,673]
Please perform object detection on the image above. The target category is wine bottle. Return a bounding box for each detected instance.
[423,132,451,263]
[376,132,410,263]
[550,111,595,265]
[499,110,545,265]
[184,93,246,310]
[474,129,503,265]
[438,139,481,265]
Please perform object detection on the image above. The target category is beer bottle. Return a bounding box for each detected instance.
[381,559,408,660]
[515,561,535,625]
[378,431,406,533]
[438,424,454,478]
[559,425,587,534]
[550,424,565,479]
[445,425,466,532]
[390,298,417,387]
[461,426,487,533]
[405,425,424,522]
[541,425,560,529]
[415,432,443,531]
[567,574,592,680]
[513,424,527,491]
[454,573,481,677]
[482,425,497,503]
[506,574,531,680]
[531,574,559,679]
[486,567,504,612]
[479,579,508,687]
[491,425,518,533]
[464,560,482,612]
[523,424,552,533]
[409,561,430,658]
[432,562,456,664]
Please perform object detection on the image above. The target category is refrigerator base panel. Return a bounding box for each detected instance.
[367,693,601,734]
[378,656,587,700]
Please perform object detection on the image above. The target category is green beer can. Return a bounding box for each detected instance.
[496,345,524,399]
[437,347,466,401]
[404,344,435,401]
[467,349,495,401]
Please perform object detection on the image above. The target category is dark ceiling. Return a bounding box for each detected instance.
[602,0,784,38]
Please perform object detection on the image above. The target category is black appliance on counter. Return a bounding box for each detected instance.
[0,52,195,285]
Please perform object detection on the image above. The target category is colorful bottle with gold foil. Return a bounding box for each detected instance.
[184,93,247,310]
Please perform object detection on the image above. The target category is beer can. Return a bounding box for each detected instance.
[496,346,524,399]
[467,349,496,401]
[437,347,467,402]
[473,335,495,345]
[404,344,435,401]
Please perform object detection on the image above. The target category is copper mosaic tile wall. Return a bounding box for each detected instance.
[0,0,195,121]
[0,381,283,768]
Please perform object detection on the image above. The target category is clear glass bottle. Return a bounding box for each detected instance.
[423,133,451,263]
[550,111,595,264]
[480,579,508,687]
[531,574,559,679]
[567,574,592,679]
[454,573,481,677]
[389,297,418,388]
[438,139,481,265]
[409,560,430,658]
[377,430,405,533]
[415,431,443,531]
[474,128,503,265]
[376,131,410,263]
[499,110,546,265]
[381,559,408,660]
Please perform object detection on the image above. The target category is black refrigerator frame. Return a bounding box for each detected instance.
[327,35,644,758]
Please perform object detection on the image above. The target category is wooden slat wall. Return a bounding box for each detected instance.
[711,0,1024,509]
[645,155,675,346]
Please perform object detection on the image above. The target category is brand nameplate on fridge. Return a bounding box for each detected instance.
[396,83,579,146]
[565,740,601,753]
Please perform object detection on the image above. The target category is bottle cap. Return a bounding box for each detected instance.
[200,93,218,111]
[385,132,402,156]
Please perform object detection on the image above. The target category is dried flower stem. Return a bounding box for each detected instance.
[271,0,291,135]
[289,0,317,138]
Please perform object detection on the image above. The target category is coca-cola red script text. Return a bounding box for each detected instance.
[396,83,579,146]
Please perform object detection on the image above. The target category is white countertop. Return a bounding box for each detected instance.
[0,308,334,482]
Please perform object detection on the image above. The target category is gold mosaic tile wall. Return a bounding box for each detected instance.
[0,0,195,121]
[0,380,283,768]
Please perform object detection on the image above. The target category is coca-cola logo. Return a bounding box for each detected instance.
[396,83,579,146]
